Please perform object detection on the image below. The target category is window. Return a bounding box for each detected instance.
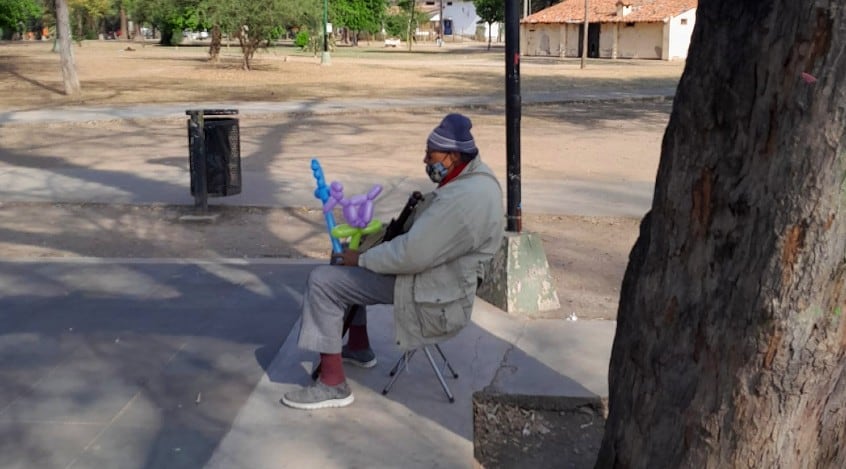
[680,18,688,25]
[425,1,435,4]
[626,22,635,27]
[447,1,453,4]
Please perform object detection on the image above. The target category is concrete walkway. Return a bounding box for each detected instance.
[0,258,614,469]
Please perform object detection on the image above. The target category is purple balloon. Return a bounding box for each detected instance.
[325,181,383,228]
[324,181,346,213]
[367,185,383,200]
[343,204,359,226]
[361,200,374,224]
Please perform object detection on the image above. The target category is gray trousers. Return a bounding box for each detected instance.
[297,265,396,354]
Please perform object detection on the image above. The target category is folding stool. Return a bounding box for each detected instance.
[381,344,459,403]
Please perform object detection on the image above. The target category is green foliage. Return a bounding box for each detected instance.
[383,12,405,38]
[196,0,320,68]
[0,0,42,32]
[384,7,426,40]
[294,30,309,48]
[68,0,111,19]
[473,0,504,26]
[198,0,319,37]
[330,0,385,34]
[473,0,503,48]
[130,0,202,45]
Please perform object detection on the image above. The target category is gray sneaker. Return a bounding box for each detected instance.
[281,380,354,410]
[342,345,377,368]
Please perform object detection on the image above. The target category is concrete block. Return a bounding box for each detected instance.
[477,232,560,315]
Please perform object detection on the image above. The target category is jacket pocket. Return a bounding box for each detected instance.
[413,264,470,338]
[415,299,467,338]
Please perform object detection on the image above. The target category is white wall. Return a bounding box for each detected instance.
[522,24,563,56]
[666,9,696,60]
[564,24,580,57]
[521,9,695,60]
[617,22,663,59]
[441,1,479,37]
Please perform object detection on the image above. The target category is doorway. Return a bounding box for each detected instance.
[577,23,600,58]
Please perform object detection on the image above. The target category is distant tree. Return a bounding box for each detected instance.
[331,0,385,46]
[131,0,201,45]
[0,0,42,38]
[473,0,503,50]
[55,0,81,95]
[68,0,110,38]
[387,0,425,51]
[199,0,319,70]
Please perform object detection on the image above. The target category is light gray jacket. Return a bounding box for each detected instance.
[359,157,504,350]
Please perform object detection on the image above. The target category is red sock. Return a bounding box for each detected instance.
[347,325,370,350]
[319,353,345,386]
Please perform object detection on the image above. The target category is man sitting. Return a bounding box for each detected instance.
[282,113,505,410]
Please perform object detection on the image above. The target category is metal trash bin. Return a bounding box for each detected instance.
[186,109,241,210]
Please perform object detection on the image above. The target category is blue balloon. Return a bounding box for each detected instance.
[310,159,342,253]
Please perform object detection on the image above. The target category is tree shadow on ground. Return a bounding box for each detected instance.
[0,99,392,468]
[0,259,312,469]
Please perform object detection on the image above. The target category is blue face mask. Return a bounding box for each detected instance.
[426,162,450,183]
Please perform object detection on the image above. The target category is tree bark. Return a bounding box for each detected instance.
[597,2,846,468]
[407,0,415,51]
[208,25,222,63]
[488,22,492,50]
[237,25,257,71]
[120,5,128,40]
[55,0,81,96]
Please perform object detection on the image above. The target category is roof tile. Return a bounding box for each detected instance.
[522,0,697,24]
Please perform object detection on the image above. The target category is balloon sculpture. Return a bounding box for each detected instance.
[323,181,383,250]
[310,159,343,254]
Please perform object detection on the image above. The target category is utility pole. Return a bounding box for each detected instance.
[581,0,589,69]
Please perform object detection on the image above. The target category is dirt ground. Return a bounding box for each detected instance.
[474,394,606,469]
[0,40,683,110]
[1,39,678,467]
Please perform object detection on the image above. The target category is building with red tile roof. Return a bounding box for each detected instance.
[520,0,697,60]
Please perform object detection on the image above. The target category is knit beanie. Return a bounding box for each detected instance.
[427,113,478,155]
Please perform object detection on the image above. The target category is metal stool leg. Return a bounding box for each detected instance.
[389,349,416,377]
[382,350,413,395]
[434,344,459,379]
[423,346,455,403]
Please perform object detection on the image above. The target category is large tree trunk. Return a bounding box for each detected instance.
[55,0,80,95]
[237,26,257,71]
[406,1,415,51]
[208,25,222,63]
[597,2,846,468]
[120,5,128,40]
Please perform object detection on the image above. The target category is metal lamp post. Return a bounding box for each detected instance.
[321,0,331,64]
[505,0,521,233]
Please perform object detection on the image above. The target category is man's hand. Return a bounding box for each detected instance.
[332,248,360,267]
